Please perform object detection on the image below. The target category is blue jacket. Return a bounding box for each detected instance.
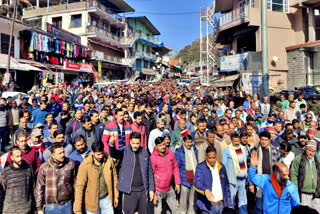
[174,145,198,188]
[222,146,248,185]
[109,145,155,194]
[69,147,92,168]
[32,108,48,126]
[248,166,300,214]
[46,103,62,118]
[72,126,102,145]
[65,119,82,144]
[194,161,232,211]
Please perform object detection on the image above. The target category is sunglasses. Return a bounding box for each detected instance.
[306,117,312,119]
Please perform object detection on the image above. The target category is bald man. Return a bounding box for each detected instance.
[248,152,300,214]
[215,124,232,151]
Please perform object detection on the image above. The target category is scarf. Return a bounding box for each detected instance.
[270,173,285,198]
[27,137,45,153]
[46,158,64,203]
[184,145,197,185]
[228,144,247,179]
[256,145,272,198]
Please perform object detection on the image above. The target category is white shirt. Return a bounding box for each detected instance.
[210,163,223,202]
[279,151,295,169]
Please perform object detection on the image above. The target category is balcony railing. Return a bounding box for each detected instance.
[86,25,123,41]
[86,0,125,25]
[218,6,250,31]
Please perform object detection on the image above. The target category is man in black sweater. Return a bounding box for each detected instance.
[1,146,35,214]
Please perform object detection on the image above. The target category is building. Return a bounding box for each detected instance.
[22,0,139,80]
[215,0,306,93]
[127,16,170,80]
[286,0,320,89]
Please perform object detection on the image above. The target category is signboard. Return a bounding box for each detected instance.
[47,23,81,44]
[220,53,248,72]
[64,62,93,73]
[98,61,102,77]
[95,51,104,61]
[242,73,262,95]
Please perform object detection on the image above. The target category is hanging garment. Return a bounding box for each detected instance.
[38,34,42,52]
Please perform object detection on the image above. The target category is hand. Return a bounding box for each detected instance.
[153,194,158,205]
[249,185,255,193]
[114,198,119,208]
[149,191,154,202]
[109,133,116,146]
[175,184,180,194]
[74,212,82,214]
[250,151,259,168]
[37,211,44,214]
[205,189,214,202]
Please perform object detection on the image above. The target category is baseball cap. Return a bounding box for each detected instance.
[35,123,45,128]
[256,113,263,118]
[298,130,308,138]
[31,129,42,137]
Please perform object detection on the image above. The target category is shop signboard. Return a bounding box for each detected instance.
[47,23,81,44]
[220,53,248,72]
[64,62,93,73]
[96,51,104,61]
[242,72,262,95]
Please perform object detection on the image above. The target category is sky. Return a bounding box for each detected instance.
[124,0,215,52]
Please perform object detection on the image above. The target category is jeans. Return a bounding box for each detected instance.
[179,185,197,214]
[0,127,8,152]
[229,179,248,214]
[86,195,114,214]
[254,196,263,214]
[201,204,223,214]
[45,200,72,214]
[154,188,179,214]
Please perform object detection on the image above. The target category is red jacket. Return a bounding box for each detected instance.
[102,119,132,153]
[150,148,180,193]
[131,122,147,149]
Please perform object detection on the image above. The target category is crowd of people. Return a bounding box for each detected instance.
[0,79,320,214]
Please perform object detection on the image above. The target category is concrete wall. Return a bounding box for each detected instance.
[287,49,307,89]
[0,21,20,59]
[127,19,153,37]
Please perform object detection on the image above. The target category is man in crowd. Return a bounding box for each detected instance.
[131,111,147,149]
[65,109,83,144]
[68,135,92,168]
[35,142,76,214]
[194,145,232,214]
[109,132,155,214]
[74,142,118,214]
[151,137,180,214]
[148,117,170,153]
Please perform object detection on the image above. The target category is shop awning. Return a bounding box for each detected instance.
[0,54,41,71]
[211,74,239,87]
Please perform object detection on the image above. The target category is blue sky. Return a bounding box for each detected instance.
[124,0,215,52]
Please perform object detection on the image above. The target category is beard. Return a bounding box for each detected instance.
[275,171,287,186]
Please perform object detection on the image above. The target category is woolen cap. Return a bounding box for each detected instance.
[306,140,317,151]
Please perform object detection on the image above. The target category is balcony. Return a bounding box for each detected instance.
[88,50,138,67]
[218,6,250,33]
[137,33,160,45]
[86,0,126,27]
[86,26,139,48]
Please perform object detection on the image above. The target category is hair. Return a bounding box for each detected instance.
[10,146,21,153]
[92,142,104,152]
[206,145,216,154]
[115,108,123,115]
[231,133,240,140]
[197,118,207,125]
[180,109,187,115]
[133,111,142,119]
[90,110,99,117]
[53,129,64,138]
[289,101,295,105]
[16,132,27,140]
[82,116,91,124]
[300,103,306,109]
[74,135,85,144]
[285,129,294,136]
[40,101,46,105]
[190,113,197,119]
[206,129,215,136]
[259,131,271,139]
[183,134,193,141]
[280,142,291,152]
[49,142,64,154]
[48,122,58,130]
[292,119,300,125]
[175,108,182,115]
[240,133,248,138]
[285,123,293,129]
[130,132,141,140]
[155,137,164,145]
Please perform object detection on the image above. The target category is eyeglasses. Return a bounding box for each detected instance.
[306,117,312,119]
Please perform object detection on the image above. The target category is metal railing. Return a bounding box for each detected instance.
[219,6,250,29]
[86,0,124,25]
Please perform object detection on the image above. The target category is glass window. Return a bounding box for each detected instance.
[267,0,289,13]
[90,16,98,26]
[52,17,62,29]
[71,14,82,28]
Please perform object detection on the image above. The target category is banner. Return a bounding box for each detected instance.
[64,62,93,73]
[47,23,81,44]
[98,61,102,77]
[220,53,248,72]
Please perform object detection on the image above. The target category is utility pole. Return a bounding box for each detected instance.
[6,0,17,73]
[261,0,269,98]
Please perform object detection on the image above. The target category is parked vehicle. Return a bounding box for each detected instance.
[2,92,28,99]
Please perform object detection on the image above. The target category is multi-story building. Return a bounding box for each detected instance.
[127,16,170,79]
[22,0,140,80]
[215,0,306,91]
[286,0,320,88]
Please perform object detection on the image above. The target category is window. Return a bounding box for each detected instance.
[1,33,14,56]
[267,0,289,13]
[102,22,108,31]
[143,61,149,68]
[90,16,98,26]
[71,14,82,28]
[52,16,62,29]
